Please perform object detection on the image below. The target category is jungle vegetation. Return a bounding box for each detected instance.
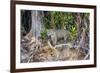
[20,10,90,63]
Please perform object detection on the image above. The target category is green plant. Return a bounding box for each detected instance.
[70,25,77,41]
[40,28,48,40]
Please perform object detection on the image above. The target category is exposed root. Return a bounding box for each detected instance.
[21,36,89,63]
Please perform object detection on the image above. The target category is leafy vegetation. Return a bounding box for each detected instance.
[40,28,48,40]
[43,11,77,41]
[70,25,77,41]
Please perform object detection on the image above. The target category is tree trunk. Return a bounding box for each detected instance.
[31,11,44,38]
[75,13,82,40]
[74,13,89,50]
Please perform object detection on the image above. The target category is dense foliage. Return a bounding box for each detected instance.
[43,11,77,41]
[21,10,89,42]
[40,28,48,40]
